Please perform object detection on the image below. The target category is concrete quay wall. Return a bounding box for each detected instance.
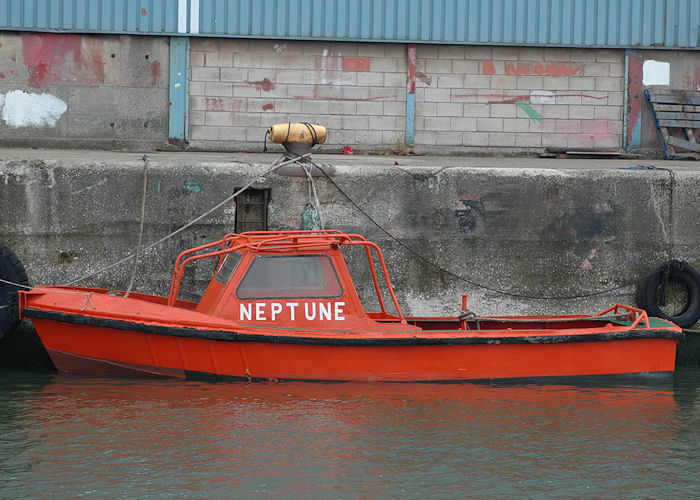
[1,150,699,323]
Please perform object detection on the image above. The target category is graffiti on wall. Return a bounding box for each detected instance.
[483,61,583,77]
[22,33,105,88]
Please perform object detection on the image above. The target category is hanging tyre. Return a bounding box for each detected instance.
[0,242,30,338]
[638,260,700,329]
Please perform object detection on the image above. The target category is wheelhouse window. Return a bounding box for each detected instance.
[215,251,243,285]
[236,255,343,299]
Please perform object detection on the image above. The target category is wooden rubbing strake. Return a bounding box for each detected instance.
[645,89,700,160]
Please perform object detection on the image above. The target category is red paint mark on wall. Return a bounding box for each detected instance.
[570,120,615,149]
[406,44,416,94]
[342,57,370,72]
[534,63,583,76]
[141,8,147,16]
[505,62,531,76]
[205,98,224,112]
[22,33,105,88]
[489,95,529,104]
[0,73,5,79]
[150,61,161,86]
[554,63,582,76]
[580,120,611,135]
[557,93,607,100]
[262,103,274,111]
[205,98,245,112]
[232,99,246,112]
[416,71,432,86]
[27,62,52,88]
[293,95,393,102]
[454,91,608,103]
[248,78,275,92]
[483,61,583,77]
[581,249,598,273]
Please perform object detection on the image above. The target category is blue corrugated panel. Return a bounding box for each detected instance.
[197,0,700,48]
[0,0,698,48]
[0,0,180,34]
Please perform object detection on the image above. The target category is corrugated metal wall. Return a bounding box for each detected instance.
[1,0,699,48]
[0,0,180,33]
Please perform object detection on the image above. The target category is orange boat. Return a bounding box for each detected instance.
[16,230,683,382]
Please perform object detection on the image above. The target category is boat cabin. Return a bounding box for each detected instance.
[168,231,415,331]
[166,230,656,334]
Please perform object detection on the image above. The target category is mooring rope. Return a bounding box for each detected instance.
[62,153,309,286]
[124,155,149,297]
[301,163,324,230]
[0,277,32,291]
[0,276,101,305]
[292,153,641,301]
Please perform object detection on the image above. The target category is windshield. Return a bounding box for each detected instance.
[236,254,343,299]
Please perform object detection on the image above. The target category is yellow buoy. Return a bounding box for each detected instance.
[268,123,327,145]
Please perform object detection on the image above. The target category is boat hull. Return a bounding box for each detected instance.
[30,316,680,382]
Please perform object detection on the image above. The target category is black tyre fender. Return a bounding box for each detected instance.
[638,260,700,329]
[0,242,30,338]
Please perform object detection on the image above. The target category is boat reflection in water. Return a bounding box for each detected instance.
[6,373,692,498]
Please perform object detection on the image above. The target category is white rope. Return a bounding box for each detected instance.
[302,163,324,230]
[0,276,99,305]
[0,277,32,290]
[80,292,96,311]
[124,156,149,297]
[63,153,309,286]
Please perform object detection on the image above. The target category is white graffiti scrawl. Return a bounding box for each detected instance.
[1,90,68,128]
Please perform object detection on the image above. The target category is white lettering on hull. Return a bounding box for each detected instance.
[304,302,316,320]
[240,303,252,321]
[239,301,345,322]
[319,302,331,321]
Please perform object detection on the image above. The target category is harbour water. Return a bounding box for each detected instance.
[1,368,699,498]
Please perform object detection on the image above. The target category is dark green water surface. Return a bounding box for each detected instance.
[1,368,699,498]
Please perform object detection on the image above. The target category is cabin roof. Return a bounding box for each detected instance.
[228,230,371,252]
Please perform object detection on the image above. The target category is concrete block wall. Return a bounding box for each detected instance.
[0,32,170,150]
[414,46,625,152]
[189,39,626,154]
[189,39,407,151]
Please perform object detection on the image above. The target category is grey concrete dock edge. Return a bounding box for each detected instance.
[1,148,699,365]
